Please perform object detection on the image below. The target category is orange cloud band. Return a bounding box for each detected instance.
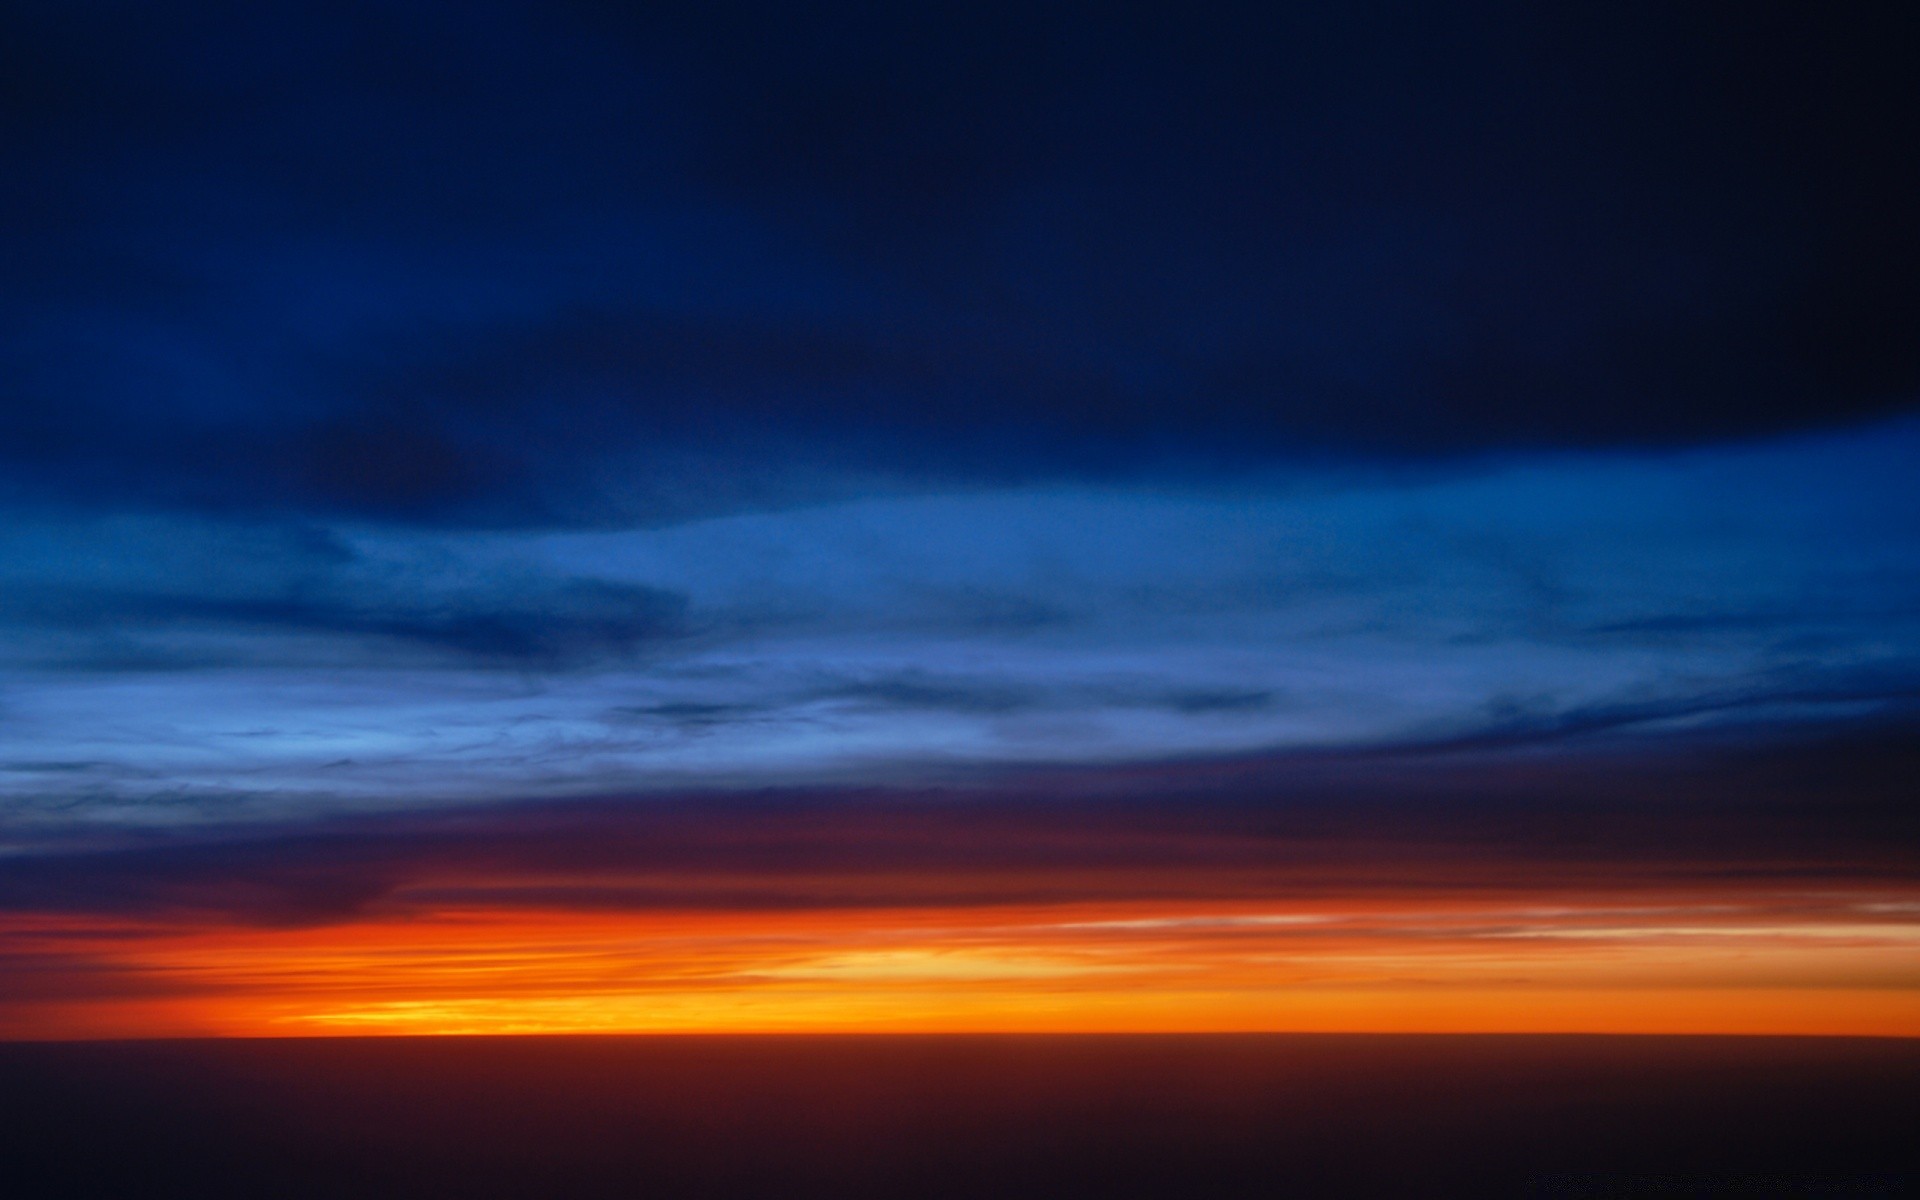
[6,886,1916,1039]
[4,737,1915,1038]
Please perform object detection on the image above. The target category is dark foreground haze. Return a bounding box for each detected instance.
[1,1035,1914,1199]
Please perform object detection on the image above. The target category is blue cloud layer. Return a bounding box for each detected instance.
[3,416,1914,838]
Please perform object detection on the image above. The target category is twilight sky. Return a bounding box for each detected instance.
[1,1,1916,1036]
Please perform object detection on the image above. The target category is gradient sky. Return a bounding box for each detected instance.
[1,1,1916,1037]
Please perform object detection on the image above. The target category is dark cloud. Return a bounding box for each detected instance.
[818,674,1043,717]
[1164,690,1279,716]
[609,702,761,727]
[1,578,689,668]
[0,837,400,928]
[811,678,1283,719]
[1416,670,1920,754]
[0,952,209,1004]
[1,1,1914,524]
[2,721,1913,927]
[609,674,1281,731]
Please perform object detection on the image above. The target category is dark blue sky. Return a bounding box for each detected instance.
[6,1,1917,521]
[1,1,1917,850]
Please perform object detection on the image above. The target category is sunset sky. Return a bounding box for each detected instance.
[1,1,1916,1038]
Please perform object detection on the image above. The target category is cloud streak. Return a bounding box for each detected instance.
[4,723,1915,921]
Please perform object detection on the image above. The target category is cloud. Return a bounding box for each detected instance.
[3,721,1914,1038]
[2,2,1916,524]
[0,417,1914,829]
[0,515,690,670]
[4,581,687,669]
[1,722,1915,926]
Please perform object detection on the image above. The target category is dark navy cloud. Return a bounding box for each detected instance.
[2,722,1915,926]
[0,515,689,669]
[2,1,1915,523]
[4,580,686,668]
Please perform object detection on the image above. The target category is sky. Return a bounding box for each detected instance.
[1,0,1917,1037]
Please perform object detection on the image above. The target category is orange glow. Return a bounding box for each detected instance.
[4,887,1916,1039]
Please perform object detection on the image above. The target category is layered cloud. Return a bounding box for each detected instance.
[3,1,1916,1038]
[2,416,1916,836]
[1,727,1915,1037]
